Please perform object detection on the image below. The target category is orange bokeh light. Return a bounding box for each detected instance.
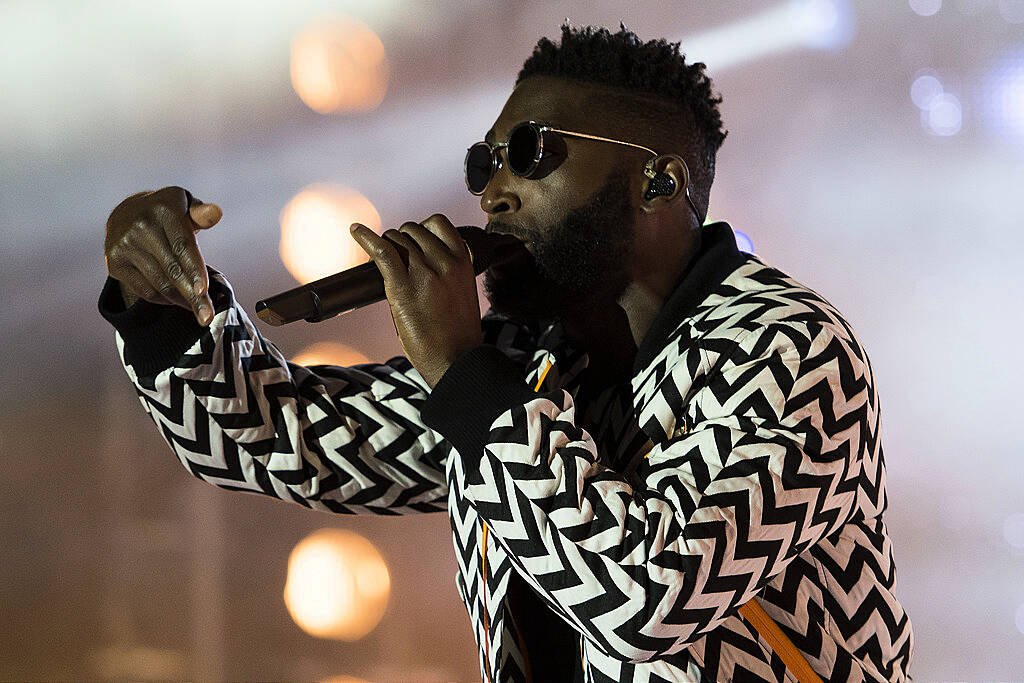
[279,184,380,285]
[291,15,389,114]
[291,342,371,368]
[284,529,391,641]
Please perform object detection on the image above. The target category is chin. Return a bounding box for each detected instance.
[482,269,557,320]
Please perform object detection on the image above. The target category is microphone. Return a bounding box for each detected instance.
[254,225,525,326]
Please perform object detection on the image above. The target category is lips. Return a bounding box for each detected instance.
[487,239,534,277]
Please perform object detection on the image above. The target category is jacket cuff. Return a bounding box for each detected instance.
[97,267,227,378]
[421,344,537,479]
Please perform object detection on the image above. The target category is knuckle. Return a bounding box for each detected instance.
[166,261,184,281]
[170,235,188,257]
[157,279,175,295]
[435,256,456,275]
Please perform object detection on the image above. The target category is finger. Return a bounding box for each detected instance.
[421,214,467,254]
[113,262,176,306]
[135,229,215,324]
[128,246,193,309]
[350,223,412,288]
[384,228,432,273]
[397,222,455,269]
[161,204,212,298]
[187,197,223,230]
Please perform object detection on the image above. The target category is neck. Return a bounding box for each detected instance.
[562,222,702,384]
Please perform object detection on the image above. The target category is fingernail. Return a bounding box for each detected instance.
[198,305,211,325]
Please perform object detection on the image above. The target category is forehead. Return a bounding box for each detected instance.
[485,76,596,141]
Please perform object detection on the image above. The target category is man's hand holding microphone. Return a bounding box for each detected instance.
[103,185,527,388]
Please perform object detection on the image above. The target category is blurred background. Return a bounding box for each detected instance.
[1,0,1022,680]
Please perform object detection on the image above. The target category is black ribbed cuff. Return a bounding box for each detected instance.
[421,344,537,480]
[97,266,228,378]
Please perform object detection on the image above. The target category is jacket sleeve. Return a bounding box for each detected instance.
[98,267,451,515]
[421,323,867,661]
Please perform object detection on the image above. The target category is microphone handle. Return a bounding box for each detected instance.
[254,225,522,326]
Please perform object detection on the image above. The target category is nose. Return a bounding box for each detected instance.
[479,162,522,216]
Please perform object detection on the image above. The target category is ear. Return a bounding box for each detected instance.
[639,154,690,214]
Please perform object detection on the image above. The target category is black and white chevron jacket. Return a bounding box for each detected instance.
[98,221,913,682]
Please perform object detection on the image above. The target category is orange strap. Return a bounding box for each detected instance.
[738,598,823,683]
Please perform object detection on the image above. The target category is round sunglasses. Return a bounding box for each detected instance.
[464,120,701,222]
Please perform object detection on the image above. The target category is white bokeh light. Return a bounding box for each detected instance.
[922,92,963,135]
[981,49,1024,143]
[910,0,943,16]
[793,0,855,50]
[911,72,944,109]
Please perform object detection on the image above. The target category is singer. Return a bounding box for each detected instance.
[99,25,912,683]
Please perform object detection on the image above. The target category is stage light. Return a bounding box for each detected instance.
[921,92,962,136]
[981,49,1024,143]
[910,71,944,109]
[909,0,943,16]
[279,184,380,285]
[999,0,1024,22]
[284,529,391,641]
[291,15,389,114]
[292,342,371,368]
[676,0,854,73]
[793,0,855,49]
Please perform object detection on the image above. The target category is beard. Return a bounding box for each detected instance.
[483,168,635,323]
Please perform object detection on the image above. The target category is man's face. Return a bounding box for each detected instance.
[479,76,642,321]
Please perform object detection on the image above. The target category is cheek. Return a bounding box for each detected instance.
[527,166,596,223]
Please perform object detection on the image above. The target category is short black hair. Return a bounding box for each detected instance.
[517,23,727,221]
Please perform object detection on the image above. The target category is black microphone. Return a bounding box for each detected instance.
[254,225,525,326]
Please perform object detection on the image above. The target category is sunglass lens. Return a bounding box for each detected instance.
[507,124,541,176]
[465,143,493,193]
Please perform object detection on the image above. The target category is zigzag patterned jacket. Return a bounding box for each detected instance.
[98,221,913,682]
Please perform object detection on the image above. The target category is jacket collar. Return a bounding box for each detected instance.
[632,221,748,375]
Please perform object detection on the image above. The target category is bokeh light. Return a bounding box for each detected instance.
[280,184,380,285]
[921,92,963,135]
[291,15,389,114]
[981,49,1024,143]
[292,342,371,368]
[793,0,855,50]
[911,71,944,109]
[284,529,391,641]
[909,0,943,16]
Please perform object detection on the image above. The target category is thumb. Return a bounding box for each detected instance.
[188,199,223,229]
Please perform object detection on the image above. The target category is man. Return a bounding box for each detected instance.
[99,25,913,682]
